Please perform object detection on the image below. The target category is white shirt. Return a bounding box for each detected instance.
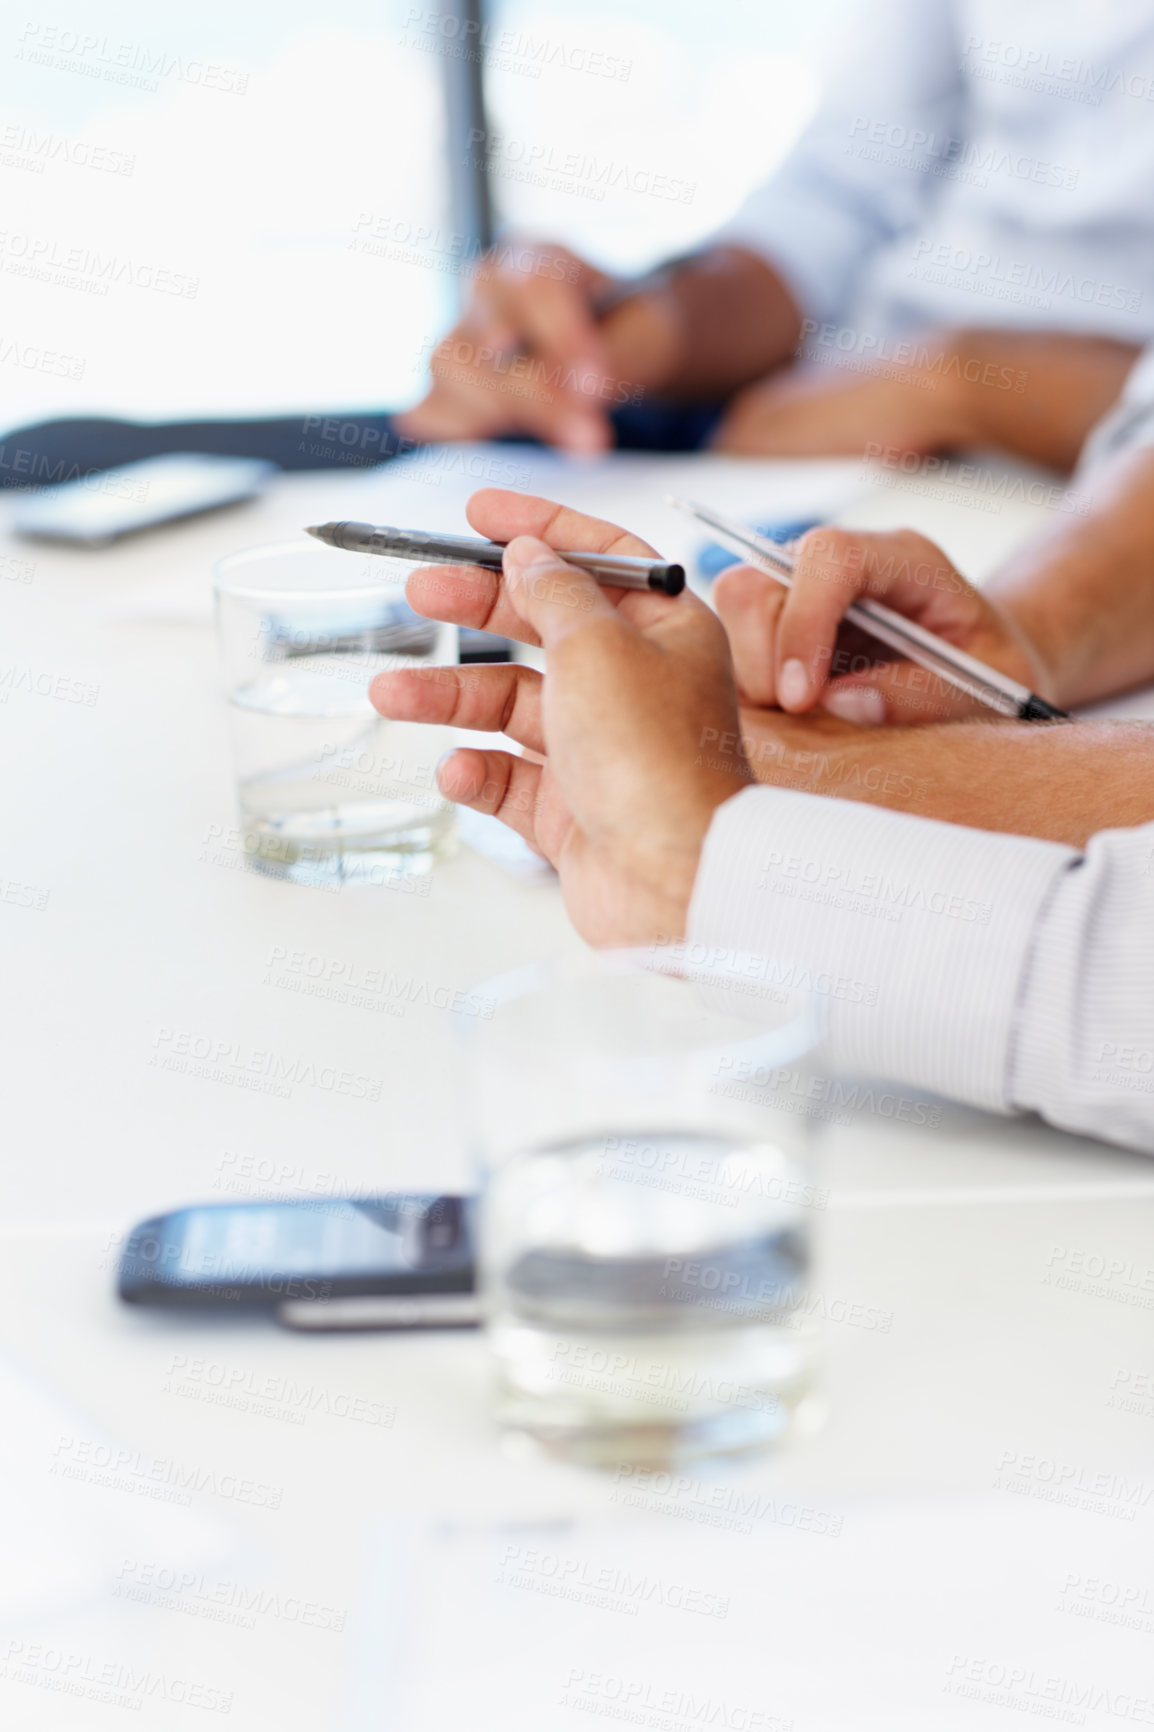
[688,788,1154,1154]
[1080,343,1154,469]
[717,0,1154,348]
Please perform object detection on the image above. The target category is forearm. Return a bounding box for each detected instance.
[939,330,1139,470]
[605,246,804,399]
[984,446,1154,706]
[742,712,1154,847]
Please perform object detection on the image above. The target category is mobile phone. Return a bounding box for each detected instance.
[9,452,277,546]
[117,1194,477,1331]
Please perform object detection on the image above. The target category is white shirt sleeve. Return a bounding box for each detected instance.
[710,0,964,325]
[1077,345,1154,474]
[687,787,1154,1154]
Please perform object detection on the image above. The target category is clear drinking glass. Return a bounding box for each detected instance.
[214,540,458,884]
[459,948,824,1470]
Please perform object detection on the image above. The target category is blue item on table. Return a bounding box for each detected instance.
[697,518,823,581]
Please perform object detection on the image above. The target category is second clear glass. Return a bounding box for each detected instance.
[214,540,458,884]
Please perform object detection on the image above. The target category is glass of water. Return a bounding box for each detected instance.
[214,540,458,884]
[459,948,824,1469]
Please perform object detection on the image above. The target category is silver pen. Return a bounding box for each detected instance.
[305,520,685,596]
[671,498,1070,722]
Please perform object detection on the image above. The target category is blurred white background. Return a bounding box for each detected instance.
[0,0,854,428]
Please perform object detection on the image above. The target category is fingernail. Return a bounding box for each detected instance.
[778,658,809,710]
[434,748,461,789]
[823,686,887,726]
[502,535,546,574]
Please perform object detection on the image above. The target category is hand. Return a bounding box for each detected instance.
[713,525,1051,725]
[713,329,1139,468]
[396,242,681,455]
[368,491,752,945]
[713,364,965,458]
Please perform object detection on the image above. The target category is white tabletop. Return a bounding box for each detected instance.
[2,448,1151,1730]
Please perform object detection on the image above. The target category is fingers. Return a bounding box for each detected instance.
[370,662,545,755]
[403,490,674,646]
[471,489,682,632]
[471,247,615,451]
[772,527,978,713]
[822,661,982,727]
[405,562,542,649]
[465,489,657,559]
[713,564,786,705]
[502,537,616,649]
[436,747,546,851]
[769,529,872,712]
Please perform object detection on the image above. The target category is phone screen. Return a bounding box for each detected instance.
[173,1199,416,1282]
[119,1195,473,1305]
[10,453,277,545]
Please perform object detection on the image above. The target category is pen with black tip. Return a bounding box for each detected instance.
[305,520,686,596]
[671,497,1071,723]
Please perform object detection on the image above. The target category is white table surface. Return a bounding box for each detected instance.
[2,447,1152,1730]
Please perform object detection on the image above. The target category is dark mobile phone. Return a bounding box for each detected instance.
[117,1194,476,1331]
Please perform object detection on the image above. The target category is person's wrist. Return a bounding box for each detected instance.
[602,288,686,395]
[618,761,752,942]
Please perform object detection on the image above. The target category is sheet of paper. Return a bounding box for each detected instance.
[346,1498,1154,1732]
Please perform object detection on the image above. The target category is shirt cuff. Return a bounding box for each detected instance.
[709,191,864,329]
[687,787,1076,1114]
